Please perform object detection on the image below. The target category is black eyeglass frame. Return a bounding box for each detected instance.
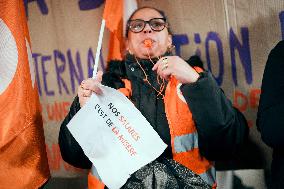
[127,18,168,33]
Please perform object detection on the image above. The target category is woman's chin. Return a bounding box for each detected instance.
[140,50,161,59]
[135,51,154,59]
[133,47,162,59]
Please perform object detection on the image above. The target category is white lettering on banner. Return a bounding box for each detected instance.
[67,85,167,189]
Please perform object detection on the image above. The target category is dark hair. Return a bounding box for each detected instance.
[125,6,172,37]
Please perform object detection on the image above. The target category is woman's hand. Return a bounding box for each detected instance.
[78,71,103,107]
[152,56,200,84]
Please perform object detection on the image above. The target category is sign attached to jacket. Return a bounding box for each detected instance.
[67,85,167,189]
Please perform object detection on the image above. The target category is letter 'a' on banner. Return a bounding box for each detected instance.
[0,0,50,188]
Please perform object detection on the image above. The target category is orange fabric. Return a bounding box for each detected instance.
[107,19,124,61]
[164,67,214,177]
[173,149,212,175]
[193,66,204,73]
[118,88,131,97]
[0,0,50,188]
[164,77,197,136]
[88,172,105,189]
[118,79,132,97]
[103,0,123,33]
[123,79,132,91]
[103,0,124,61]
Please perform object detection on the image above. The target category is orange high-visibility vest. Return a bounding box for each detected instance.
[88,69,216,188]
[164,76,216,187]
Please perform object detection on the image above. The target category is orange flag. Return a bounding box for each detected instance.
[102,0,137,61]
[103,0,123,33]
[107,20,124,61]
[0,0,50,188]
[103,0,124,61]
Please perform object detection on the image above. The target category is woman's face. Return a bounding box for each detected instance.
[126,8,172,59]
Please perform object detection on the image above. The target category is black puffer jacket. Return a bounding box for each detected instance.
[59,55,248,169]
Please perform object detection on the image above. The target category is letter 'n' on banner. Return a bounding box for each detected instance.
[0,0,50,188]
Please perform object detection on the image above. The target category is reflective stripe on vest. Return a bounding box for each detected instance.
[88,165,105,189]
[91,165,102,181]
[164,76,216,187]
[199,167,216,187]
[174,131,198,153]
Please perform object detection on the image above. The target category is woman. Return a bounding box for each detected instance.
[59,7,248,189]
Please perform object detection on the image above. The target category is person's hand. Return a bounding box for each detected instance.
[152,56,200,83]
[78,71,103,107]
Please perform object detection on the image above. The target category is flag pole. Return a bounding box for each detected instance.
[93,19,106,78]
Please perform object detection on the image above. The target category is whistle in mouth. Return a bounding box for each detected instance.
[143,39,153,48]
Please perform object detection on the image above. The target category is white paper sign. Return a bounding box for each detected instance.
[67,85,167,189]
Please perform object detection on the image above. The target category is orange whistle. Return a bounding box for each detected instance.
[144,39,152,48]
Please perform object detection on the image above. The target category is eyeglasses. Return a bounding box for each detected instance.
[127,18,168,33]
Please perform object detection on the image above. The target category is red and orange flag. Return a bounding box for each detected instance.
[0,0,50,188]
